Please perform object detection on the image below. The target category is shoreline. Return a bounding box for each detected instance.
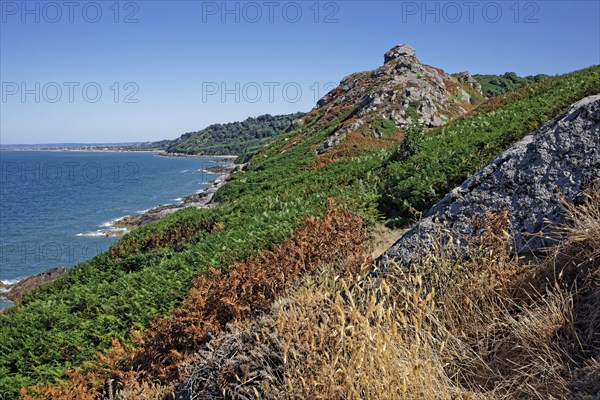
[157,152,237,159]
[0,157,238,309]
[108,159,236,230]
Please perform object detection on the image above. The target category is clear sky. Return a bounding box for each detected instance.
[1,0,599,144]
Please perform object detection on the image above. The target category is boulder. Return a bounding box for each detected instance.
[381,95,600,268]
[384,44,416,63]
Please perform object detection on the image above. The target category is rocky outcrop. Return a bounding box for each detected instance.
[311,44,481,154]
[381,95,600,267]
[383,44,416,63]
[453,71,482,93]
[5,267,67,302]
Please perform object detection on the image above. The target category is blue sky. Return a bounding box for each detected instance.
[1,0,599,144]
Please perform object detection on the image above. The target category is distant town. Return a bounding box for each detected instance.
[0,142,169,152]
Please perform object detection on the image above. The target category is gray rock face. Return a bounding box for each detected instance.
[382,95,600,267]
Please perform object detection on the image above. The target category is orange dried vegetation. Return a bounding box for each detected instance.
[123,199,366,384]
[315,129,404,167]
[24,200,367,398]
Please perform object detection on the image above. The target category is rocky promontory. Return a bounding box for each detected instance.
[310,44,481,154]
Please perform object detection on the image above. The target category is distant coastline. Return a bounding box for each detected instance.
[0,147,238,159]
[0,142,160,151]
[0,148,162,153]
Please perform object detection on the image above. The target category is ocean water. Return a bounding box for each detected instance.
[0,151,222,309]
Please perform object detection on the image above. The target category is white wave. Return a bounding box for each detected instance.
[1,278,21,287]
[180,169,189,173]
[76,231,105,238]
[99,218,122,228]
[77,226,129,238]
[0,296,14,308]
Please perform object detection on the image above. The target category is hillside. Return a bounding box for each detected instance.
[164,112,303,158]
[383,94,600,267]
[472,71,550,97]
[283,44,482,162]
[0,45,598,399]
[175,94,600,399]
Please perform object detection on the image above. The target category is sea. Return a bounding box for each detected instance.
[0,151,223,310]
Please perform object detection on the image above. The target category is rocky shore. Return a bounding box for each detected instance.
[3,267,67,303]
[111,159,236,230]
[157,152,237,160]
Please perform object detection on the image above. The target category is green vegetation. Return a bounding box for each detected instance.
[473,72,550,97]
[381,67,598,224]
[165,112,303,157]
[405,101,420,121]
[0,66,598,398]
[371,118,397,137]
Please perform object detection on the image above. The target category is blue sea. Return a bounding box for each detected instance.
[0,151,222,310]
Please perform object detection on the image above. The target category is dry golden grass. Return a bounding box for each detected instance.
[177,185,600,400]
[27,186,600,399]
[268,275,459,399]
[367,224,408,259]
